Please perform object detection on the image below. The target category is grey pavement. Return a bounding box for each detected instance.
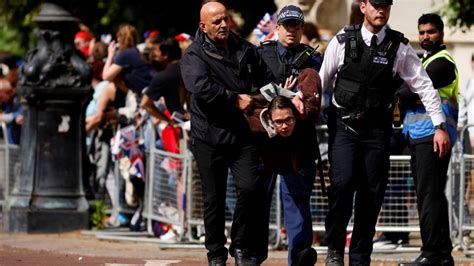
[1,231,474,265]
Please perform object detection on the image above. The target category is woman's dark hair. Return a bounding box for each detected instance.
[159,38,182,61]
[418,13,444,32]
[267,96,298,120]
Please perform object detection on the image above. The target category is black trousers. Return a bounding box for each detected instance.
[191,138,262,261]
[325,115,391,265]
[410,141,452,258]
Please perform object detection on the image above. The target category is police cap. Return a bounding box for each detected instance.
[277,5,304,24]
[369,0,393,5]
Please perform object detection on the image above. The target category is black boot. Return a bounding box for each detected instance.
[208,256,227,266]
[325,248,344,266]
[292,247,317,266]
[233,248,258,266]
[398,255,443,266]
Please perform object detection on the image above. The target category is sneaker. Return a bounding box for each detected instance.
[373,240,397,250]
[160,230,177,242]
[326,249,344,266]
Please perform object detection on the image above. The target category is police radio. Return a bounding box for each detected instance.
[349,36,358,59]
[291,45,319,74]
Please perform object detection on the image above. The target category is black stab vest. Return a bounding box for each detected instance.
[259,41,316,85]
[334,26,405,113]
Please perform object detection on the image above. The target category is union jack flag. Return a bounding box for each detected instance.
[111,125,145,179]
[252,12,278,43]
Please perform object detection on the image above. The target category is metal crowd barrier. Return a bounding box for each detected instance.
[378,155,419,232]
[94,127,145,228]
[0,122,20,213]
[140,121,282,246]
[0,114,461,253]
[143,122,189,241]
[99,121,473,257]
[458,124,474,256]
[186,160,282,248]
[140,124,427,251]
[310,152,418,237]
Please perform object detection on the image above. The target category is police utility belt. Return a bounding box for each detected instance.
[333,104,391,124]
[336,108,365,122]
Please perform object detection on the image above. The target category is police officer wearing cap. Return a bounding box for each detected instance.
[259,5,322,86]
[319,0,449,265]
[255,4,322,266]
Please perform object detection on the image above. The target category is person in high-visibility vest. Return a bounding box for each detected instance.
[399,13,458,266]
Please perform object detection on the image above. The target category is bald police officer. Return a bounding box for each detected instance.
[319,0,448,265]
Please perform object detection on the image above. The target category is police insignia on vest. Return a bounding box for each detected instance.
[373,56,389,65]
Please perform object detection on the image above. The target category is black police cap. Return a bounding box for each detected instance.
[369,0,393,5]
[277,5,304,24]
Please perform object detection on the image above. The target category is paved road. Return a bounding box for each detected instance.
[1,231,474,265]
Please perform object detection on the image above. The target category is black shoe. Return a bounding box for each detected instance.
[234,248,258,266]
[292,247,317,266]
[398,255,443,266]
[441,256,454,266]
[325,249,344,266]
[208,257,227,266]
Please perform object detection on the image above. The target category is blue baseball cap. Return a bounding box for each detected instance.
[277,5,304,24]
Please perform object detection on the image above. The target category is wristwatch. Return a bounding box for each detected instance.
[435,122,447,131]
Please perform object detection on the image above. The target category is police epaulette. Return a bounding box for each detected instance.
[388,29,409,45]
[343,24,361,32]
[260,40,277,46]
[336,33,347,43]
[337,24,361,43]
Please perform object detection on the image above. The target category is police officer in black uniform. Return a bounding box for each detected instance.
[255,5,323,266]
[319,0,448,265]
[259,5,322,86]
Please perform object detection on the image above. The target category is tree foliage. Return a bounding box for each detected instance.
[440,0,474,31]
[0,0,40,55]
[0,0,472,57]
[0,0,275,56]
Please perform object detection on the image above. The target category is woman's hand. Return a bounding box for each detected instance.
[108,40,117,58]
[283,75,297,90]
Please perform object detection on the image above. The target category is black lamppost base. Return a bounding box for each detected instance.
[3,2,93,234]
[4,208,88,233]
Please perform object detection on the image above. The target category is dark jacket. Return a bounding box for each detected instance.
[258,119,318,175]
[258,41,322,85]
[247,68,322,133]
[180,29,271,145]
